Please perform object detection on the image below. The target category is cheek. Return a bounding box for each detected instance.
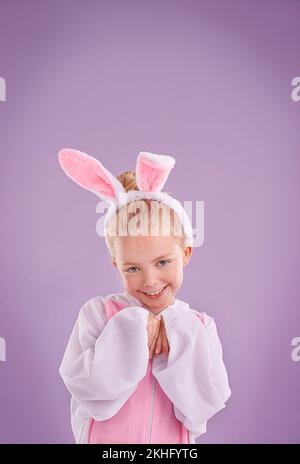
[121,274,130,289]
[166,264,183,287]
[122,274,140,291]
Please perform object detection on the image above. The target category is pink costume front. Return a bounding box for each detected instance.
[59,291,231,444]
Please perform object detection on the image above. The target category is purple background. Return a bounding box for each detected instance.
[0,0,299,444]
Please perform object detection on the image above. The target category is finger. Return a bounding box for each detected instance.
[148,326,156,348]
[149,319,161,358]
[147,317,153,348]
[161,321,169,355]
[149,334,156,358]
[155,327,162,355]
[152,320,161,352]
[161,332,168,355]
[147,314,157,348]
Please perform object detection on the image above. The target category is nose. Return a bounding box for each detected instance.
[142,267,160,289]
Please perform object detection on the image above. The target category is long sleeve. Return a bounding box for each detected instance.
[151,303,231,436]
[59,298,150,420]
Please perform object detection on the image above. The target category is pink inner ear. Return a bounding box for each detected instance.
[138,158,169,192]
[61,150,116,198]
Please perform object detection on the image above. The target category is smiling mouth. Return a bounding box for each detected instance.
[140,285,168,298]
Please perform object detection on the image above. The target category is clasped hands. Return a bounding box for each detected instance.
[147,311,170,359]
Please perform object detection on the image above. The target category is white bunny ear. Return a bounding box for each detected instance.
[58,148,125,203]
[135,151,175,193]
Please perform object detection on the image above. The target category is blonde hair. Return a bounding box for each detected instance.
[106,170,187,257]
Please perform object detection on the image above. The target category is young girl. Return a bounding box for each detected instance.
[58,148,231,444]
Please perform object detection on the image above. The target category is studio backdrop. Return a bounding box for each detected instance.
[0,0,299,444]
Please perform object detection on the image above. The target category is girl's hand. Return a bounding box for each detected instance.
[147,312,161,359]
[153,316,170,357]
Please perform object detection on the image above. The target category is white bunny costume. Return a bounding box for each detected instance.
[58,148,231,444]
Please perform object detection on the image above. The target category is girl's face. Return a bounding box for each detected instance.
[112,234,192,314]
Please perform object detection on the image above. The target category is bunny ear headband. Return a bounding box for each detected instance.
[58,148,193,248]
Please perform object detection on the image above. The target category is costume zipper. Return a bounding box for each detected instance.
[147,359,157,444]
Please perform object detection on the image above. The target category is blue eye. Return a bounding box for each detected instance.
[125,266,139,273]
[158,259,171,267]
[124,260,171,273]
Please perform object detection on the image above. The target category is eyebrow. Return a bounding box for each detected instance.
[122,253,174,267]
